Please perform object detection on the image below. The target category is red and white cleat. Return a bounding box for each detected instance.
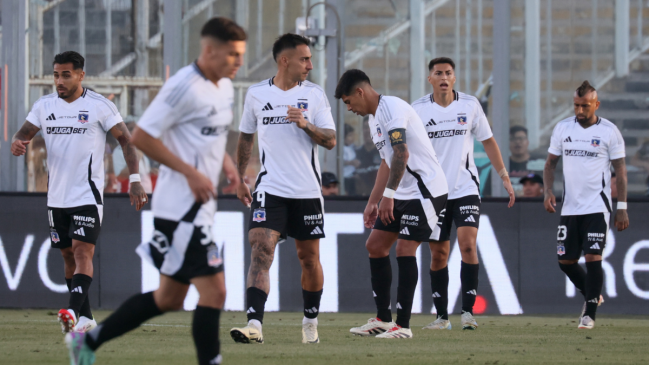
[375,324,413,339]
[58,309,77,334]
[349,318,393,336]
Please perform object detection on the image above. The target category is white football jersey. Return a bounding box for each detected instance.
[412,91,493,199]
[369,95,448,200]
[548,116,625,216]
[26,89,123,210]
[138,63,234,226]
[239,78,336,199]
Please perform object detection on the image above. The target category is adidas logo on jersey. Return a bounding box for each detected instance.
[310,226,323,235]
[246,307,256,314]
[71,286,83,294]
[564,136,573,143]
[590,243,601,250]
[466,289,477,295]
[207,106,217,117]
[432,292,441,298]
[261,103,274,111]
[426,119,437,126]
[465,215,476,223]
[46,113,56,121]
[400,227,410,235]
[73,227,86,236]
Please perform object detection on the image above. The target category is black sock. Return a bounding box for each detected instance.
[246,287,267,324]
[85,292,163,351]
[66,277,93,319]
[68,274,92,318]
[461,262,479,314]
[559,262,587,298]
[430,267,449,320]
[303,289,323,319]
[395,256,418,329]
[192,306,221,365]
[369,256,392,322]
[584,261,604,320]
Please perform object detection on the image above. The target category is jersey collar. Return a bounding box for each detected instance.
[269,76,303,90]
[192,61,208,80]
[573,116,602,126]
[430,90,458,104]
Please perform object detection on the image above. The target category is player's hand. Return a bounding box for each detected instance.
[378,197,395,226]
[503,177,515,208]
[363,203,379,229]
[129,182,148,211]
[286,106,308,129]
[11,140,30,156]
[614,208,629,231]
[186,168,216,204]
[221,168,240,195]
[544,191,556,213]
[237,182,252,208]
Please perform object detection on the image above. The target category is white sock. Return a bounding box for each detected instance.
[303,317,318,325]
[248,319,262,330]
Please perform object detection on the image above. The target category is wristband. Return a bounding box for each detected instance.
[129,174,141,184]
[617,202,627,210]
[383,188,396,199]
[498,168,509,178]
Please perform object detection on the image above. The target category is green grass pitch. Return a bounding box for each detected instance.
[2,309,648,364]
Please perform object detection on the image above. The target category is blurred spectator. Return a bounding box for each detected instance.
[611,171,617,199]
[630,138,649,195]
[520,173,544,198]
[112,122,153,193]
[343,123,360,195]
[26,133,48,192]
[355,118,381,196]
[322,172,339,196]
[509,125,531,176]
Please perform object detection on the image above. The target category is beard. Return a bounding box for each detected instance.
[58,85,79,99]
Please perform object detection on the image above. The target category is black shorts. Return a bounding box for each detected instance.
[436,195,481,242]
[248,191,325,241]
[556,213,609,260]
[137,203,223,284]
[373,195,447,242]
[48,205,103,248]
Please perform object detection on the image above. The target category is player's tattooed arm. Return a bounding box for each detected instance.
[110,122,139,174]
[236,132,255,182]
[11,121,41,156]
[247,228,281,292]
[302,124,337,150]
[386,143,409,190]
[611,157,629,231]
[543,153,561,213]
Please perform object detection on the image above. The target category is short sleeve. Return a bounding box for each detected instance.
[137,82,187,138]
[382,101,407,132]
[471,103,493,142]
[98,100,123,132]
[548,124,563,156]
[311,93,336,130]
[238,89,258,134]
[26,99,44,128]
[608,126,626,160]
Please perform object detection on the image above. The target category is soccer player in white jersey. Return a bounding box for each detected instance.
[63,18,246,365]
[232,33,336,345]
[544,81,629,329]
[11,51,147,334]
[411,57,515,330]
[336,69,449,339]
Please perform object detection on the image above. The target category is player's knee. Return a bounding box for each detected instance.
[299,255,319,271]
[60,248,75,262]
[72,247,93,263]
[460,244,475,256]
[432,254,448,267]
[365,238,384,256]
[156,295,184,312]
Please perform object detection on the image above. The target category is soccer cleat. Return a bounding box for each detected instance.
[375,324,413,339]
[59,309,77,334]
[423,316,452,330]
[302,323,319,344]
[349,318,393,336]
[578,315,595,329]
[230,323,264,344]
[580,294,604,319]
[65,332,96,365]
[461,311,478,330]
[74,316,97,333]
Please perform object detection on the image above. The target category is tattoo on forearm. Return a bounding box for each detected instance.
[246,228,280,291]
[543,155,560,195]
[387,144,409,190]
[12,122,40,142]
[611,158,627,201]
[303,124,336,150]
[113,123,139,174]
[236,133,254,179]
